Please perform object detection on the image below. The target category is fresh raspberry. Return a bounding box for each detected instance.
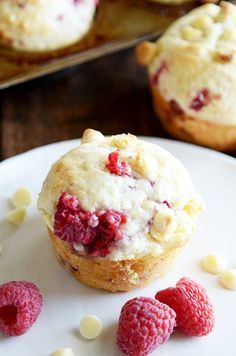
[54,192,127,257]
[117,297,176,355]
[106,151,132,177]
[0,281,43,336]
[155,277,215,337]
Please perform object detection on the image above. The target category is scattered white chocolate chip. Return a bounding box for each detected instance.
[219,269,236,290]
[11,187,32,208]
[192,15,213,30]
[52,348,75,356]
[6,207,27,226]
[201,253,227,274]
[150,209,176,241]
[79,315,102,340]
[182,26,202,41]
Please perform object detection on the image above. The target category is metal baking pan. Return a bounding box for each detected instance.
[0,0,195,89]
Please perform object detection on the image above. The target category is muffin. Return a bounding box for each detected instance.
[37,129,203,292]
[0,0,98,52]
[137,2,236,151]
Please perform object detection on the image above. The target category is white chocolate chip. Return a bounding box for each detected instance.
[141,200,155,211]
[9,14,16,23]
[192,15,213,30]
[132,152,157,179]
[22,21,30,31]
[81,129,104,144]
[79,315,102,340]
[201,253,227,274]
[11,187,32,208]
[219,269,236,290]
[182,26,202,41]
[6,207,27,226]
[184,194,204,216]
[52,348,75,356]
[150,209,176,241]
[129,272,139,285]
[111,133,137,149]
[214,5,230,23]
[127,267,139,285]
[205,4,220,17]
[220,28,236,41]
[73,243,84,252]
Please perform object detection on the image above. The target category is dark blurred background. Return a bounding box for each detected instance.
[0,47,167,160]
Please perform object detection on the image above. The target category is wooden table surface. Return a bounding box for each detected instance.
[0,46,235,161]
[0,47,168,161]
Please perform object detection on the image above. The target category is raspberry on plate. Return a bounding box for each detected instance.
[116,296,176,355]
[155,277,215,336]
[0,281,43,336]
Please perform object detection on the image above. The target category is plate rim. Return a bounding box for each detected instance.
[1,136,236,169]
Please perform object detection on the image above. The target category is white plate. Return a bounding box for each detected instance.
[0,138,235,356]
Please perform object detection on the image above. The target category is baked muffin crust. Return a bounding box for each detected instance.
[137,2,236,150]
[0,0,98,52]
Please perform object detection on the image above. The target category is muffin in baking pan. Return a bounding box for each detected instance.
[137,2,236,151]
[37,129,203,292]
[0,0,98,52]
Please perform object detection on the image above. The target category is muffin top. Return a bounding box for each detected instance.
[0,0,98,52]
[38,129,203,260]
[145,2,236,125]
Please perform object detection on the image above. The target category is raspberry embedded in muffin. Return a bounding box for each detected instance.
[106,151,132,177]
[190,88,212,111]
[54,191,127,257]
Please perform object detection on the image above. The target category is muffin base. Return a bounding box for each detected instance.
[150,84,236,151]
[49,229,185,292]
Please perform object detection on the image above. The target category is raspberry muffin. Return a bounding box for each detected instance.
[137,2,236,151]
[0,0,98,52]
[37,129,203,292]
